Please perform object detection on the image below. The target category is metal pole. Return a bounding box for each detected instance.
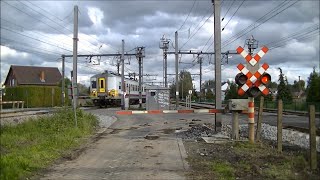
[199,56,202,102]
[138,48,142,108]
[164,48,168,88]
[175,31,179,109]
[72,5,78,127]
[62,55,65,106]
[121,40,125,110]
[232,111,239,140]
[214,0,222,131]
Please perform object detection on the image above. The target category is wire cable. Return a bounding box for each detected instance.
[222,0,246,31]
[177,0,197,31]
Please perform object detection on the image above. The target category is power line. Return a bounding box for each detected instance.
[221,0,246,31]
[18,1,99,54]
[180,11,214,50]
[0,44,58,60]
[222,0,300,48]
[266,23,319,48]
[222,0,236,22]
[177,0,197,31]
[1,37,62,55]
[0,18,92,54]
[221,0,290,47]
[1,27,73,53]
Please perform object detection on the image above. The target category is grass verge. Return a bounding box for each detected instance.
[0,108,98,180]
[184,141,320,179]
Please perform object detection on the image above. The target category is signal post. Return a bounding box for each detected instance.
[235,37,271,143]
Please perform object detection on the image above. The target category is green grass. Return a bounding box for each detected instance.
[212,161,235,180]
[0,108,98,180]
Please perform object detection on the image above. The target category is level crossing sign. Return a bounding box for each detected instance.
[235,46,271,97]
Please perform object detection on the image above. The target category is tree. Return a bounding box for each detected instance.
[306,67,320,102]
[179,70,193,100]
[277,68,292,103]
[224,82,239,100]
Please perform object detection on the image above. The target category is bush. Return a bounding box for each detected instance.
[3,86,70,108]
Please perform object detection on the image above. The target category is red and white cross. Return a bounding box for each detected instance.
[236,46,269,66]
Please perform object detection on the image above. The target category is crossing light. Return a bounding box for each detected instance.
[261,73,271,85]
[235,73,248,86]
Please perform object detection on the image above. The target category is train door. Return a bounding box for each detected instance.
[98,78,106,93]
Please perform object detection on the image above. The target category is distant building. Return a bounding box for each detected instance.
[4,65,62,87]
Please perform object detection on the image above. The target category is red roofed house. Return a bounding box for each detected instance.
[3,65,63,107]
[4,65,62,87]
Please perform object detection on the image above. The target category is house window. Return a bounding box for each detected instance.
[11,79,15,87]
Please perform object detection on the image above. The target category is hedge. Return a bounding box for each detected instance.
[2,86,70,108]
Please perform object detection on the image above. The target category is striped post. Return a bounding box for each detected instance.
[248,97,255,143]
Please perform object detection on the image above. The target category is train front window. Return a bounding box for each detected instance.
[100,80,104,89]
[91,81,96,88]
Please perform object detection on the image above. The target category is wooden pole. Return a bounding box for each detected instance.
[277,99,283,152]
[256,96,264,142]
[309,105,317,170]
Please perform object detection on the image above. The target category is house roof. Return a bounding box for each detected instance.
[4,65,62,86]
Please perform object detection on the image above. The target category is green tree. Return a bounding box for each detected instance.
[306,67,320,102]
[277,68,292,103]
[179,70,193,100]
[206,88,214,101]
[225,82,239,100]
[269,81,278,89]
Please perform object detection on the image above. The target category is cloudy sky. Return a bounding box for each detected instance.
[1,0,319,90]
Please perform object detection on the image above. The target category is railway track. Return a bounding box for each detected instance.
[178,102,320,135]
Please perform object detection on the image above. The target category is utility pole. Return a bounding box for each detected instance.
[136,47,145,109]
[175,31,179,109]
[61,55,65,106]
[121,40,125,110]
[160,35,170,87]
[72,5,78,127]
[117,61,120,75]
[198,56,203,102]
[214,0,222,131]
